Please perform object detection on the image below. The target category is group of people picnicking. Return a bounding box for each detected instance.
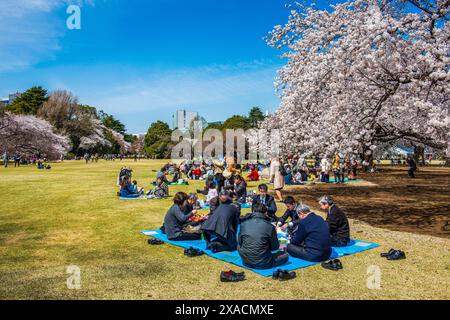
[161,182,350,270]
[117,153,361,203]
[2,152,51,169]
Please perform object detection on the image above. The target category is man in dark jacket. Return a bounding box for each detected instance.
[163,192,201,241]
[233,175,247,204]
[287,204,332,262]
[238,203,289,269]
[201,191,240,252]
[252,184,277,221]
[277,196,299,227]
[406,156,417,178]
[319,196,350,247]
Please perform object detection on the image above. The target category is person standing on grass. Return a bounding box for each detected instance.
[13,153,21,167]
[270,157,285,202]
[163,192,201,241]
[286,204,332,262]
[238,203,289,270]
[406,156,417,178]
[2,151,8,168]
[318,196,350,247]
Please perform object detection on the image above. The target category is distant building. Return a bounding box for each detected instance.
[1,92,22,106]
[173,109,198,130]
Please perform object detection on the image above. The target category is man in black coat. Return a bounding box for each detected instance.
[201,191,240,252]
[319,196,350,247]
[251,184,277,221]
[233,175,247,204]
[406,156,417,178]
[238,203,289,269]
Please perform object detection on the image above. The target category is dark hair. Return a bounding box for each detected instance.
[173,192,188,205]
[253,203,268,214]
[258,184,268,192]
[284,196,296,205]
[209,196,219,214]
[208,182,216,189]
[235,175,242,181]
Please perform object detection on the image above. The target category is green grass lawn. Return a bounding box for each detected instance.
[0,160,448,299]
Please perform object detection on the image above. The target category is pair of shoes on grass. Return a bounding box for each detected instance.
[184,247,204,257]
[220,270,245,282]
[148,239,164,245]
[272,269,296,281]
[381,248,406,260]
[321,259,343,271]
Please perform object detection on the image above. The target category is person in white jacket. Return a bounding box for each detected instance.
[320,157,330,183]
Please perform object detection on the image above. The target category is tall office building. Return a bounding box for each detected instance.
[1,92,22,106]
[172,109,198,130]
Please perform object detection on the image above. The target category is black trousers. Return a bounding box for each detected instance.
[408,168,416,178]
[272,251,289,268]
[171,232,202,241]
[330,234,349,247]
[203,231,235,252]
[287,243,331,262]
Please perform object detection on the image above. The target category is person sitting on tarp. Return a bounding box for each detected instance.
[318,195,350,247]
[277,196,299,227]
[171,168,181,183]
[237,203,289,269]
[132,180,145,195]
[251,184,277,222]
[181,193,198,214]
[147,177,169,199]
[245,166,259,182]
[233,175,247,204]
[287,204,332,262]
[201,191,240,253]
[163,192,201,241]
[119,176,140,198]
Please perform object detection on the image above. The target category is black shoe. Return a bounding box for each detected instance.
[272,269,282,280]
[184,247,204,257]
[148,239,164,245]
[380,248,396,258]
[333,259,343,269]
[321,260,340,271]
[387,250,406,260]
[278,270,296,281]
[220,270,246,282]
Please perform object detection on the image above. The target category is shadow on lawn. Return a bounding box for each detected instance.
[285,167,450,239]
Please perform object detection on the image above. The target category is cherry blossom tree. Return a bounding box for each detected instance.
[261,0,449,161]
[0,110,70,158]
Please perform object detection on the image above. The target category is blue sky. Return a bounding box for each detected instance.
[0,0,341,133]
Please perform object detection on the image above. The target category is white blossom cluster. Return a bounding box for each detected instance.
[0,112,70,157]
[261,0,449,159]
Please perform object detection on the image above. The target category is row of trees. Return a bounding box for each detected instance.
[260,0,449,162]
[0,85,266,160]
[143,107,267,158]
[0,87,141,158]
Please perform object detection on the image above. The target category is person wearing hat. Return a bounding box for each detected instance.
[318,195,350,247]
[200,190,240,253]
[286,204,332,262]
